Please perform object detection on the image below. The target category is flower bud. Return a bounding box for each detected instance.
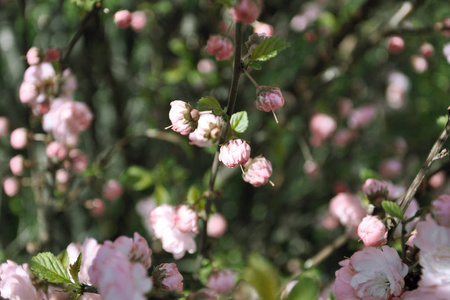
[46,141,68,160]
[379,158,402,179]
[206,270,235,294]
[10,128,29,149]
[3,176,20,197]
[230,0,262,24]
[68,149,88,173]
[45,47,60,62]
[26,47,42,65]
[252,21,273,37]
[0,117,9,137]
[19,82,38,104]
[388,36,404,54]
[362,178,389,207]
[254,86,285,114]
[243,156,272,187]
[431,194,450,227]
[169,100,198,135]
[206,35,234,61]
[189,114,223,147]
[309,113,336,147]
[428,171,446,189]
[207,214,227,238]
[131,11,147,32]
[219,139,251,168]
[9,155,25,176]
[420,42,434,58]
[56,169,70,184]
[102,179,123,201]
[114,10,132,28]
[411,55,428,74]
[152,263,183,292]
[197,59,216,74]
[357,215,388,247]
[88,198,105,217]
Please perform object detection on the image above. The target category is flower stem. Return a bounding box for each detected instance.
[244,70,260,89]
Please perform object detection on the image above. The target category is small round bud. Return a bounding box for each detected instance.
[219,139,251,168]
[169,100,198,135]
[46,141,68,160]
[411,55,428,74]
[206,35,234,61]
[388,36,404,54]
[0,117,9,137]
[114,10,132,28]
[26,47,41,65]
[19,82,38,104]
[197,59,216,74]
[243,156,273,187]
[3,176,20,197]
[45,47,60,62]
[10,128,29,149]
[362,178,389,207]
[357,215,388,247]
[56,169,70,184]
[68,149,88,173]
[379,159,402,179]
[207,214,228,238]
[153,263,183,292]
[131,11,147,31]
[9,155,25,176]
[420,43,434,58]
[206,270,235,294]
[309,113,336,147]
[102,179,123,201]
[255,86,285,113]
[230,0,262,24]
[89,198,105,217]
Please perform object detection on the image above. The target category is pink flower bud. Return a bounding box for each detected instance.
[102,179,123,201]
[431,194,450,227]
[3,176,20,197]
[9,155,25,176]
[332,129,357,147]
[206,270,235,294]
[362,178,389,207]
[197,59,216,74]
[379,158,402,179]
[10,128,28,149]
[189,113,223,147]
[114,10,132,28]
[68,149,88,173]
[206,35,234,61]
[153,263,183,292]
[169,100,198,135]
[309,113,336,147]
[0,117,9,137]
[243,156,272,187]
[255,86,285,116]
[175,205,198,233]
[348,105,376,129]
[26,47,41,65]
[303,160,320,179]
[56,169,70,184]
[46,141,68,160]
[428,171,446,189]
[230,0,262,24]
[45,47,60,62]
[357,215,388,247]
[411,55,428,73]
[19,82,38,104]
[322,212,339,229]
[388,36,404,54]
[207,213,227,238]
[131,11,147,31]
[337,98,353,118]
[252,21,273,37]
[420,43,434,58]
[88,198,105,217]
[219,139,251,168]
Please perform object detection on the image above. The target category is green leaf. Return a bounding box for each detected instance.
[30,252,72,284]
[382,201,403,220]
[230,111,249,134]
[249,36,290,62]
[69,253,82,285]
[286,273,320,300]
[69,292,81,300]
[359,168,381,182]
[217,0,233,7]
[197,96,223,116]
[248,62,262,70]
[244,254,280,300]
[437,115,447,128]
[120,166,154,191]
[57,250,70,270]
[63,284,81,293]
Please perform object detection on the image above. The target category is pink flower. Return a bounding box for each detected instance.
[0,117,9,137]
[332,129,357,147]
[402,284,450,300]
[46,141,68,160]
[114,10,132,28]
[420,42,434,58]
[428,171,446,189]
[197,59,216,74]
[337,98,353,118]
[89,198,105,217]
[3,176,20,197]
[388,36,404,54]
[303,160,320,179]
[411,55,428,73]
[386,71,409,109]
[362,178,389,207]
[252,21,273,36]
[189,113,223,148]
[219,139,251,168]
[432,194,450,227]
[0,260,40,300]
[255,86,285,121]
[45,47,60,62]
[26,47,41,65]
[379,158,402,179]
[19,81,38,104]
[175,205,198,233]
[9,155,25,176]
[328,193,366,237]
[333,246,408,300]
[230,0,262,24]
[10,127,29,149]
[322,212,339,230]
[169,100,199,135]
[61,69,78,98]
[68,149,88,173]
[357,215,388,247]
[102,179,123,201]
[309,113,336,147]
[207,213,228,238]
[348,105,376,129]
[107,232,153,269]
[207,270,235,294]
[56,169,70,184]
[206,35,234,61]
[149,204,197,259]
[131,11,147,31]
[242,156,273,187]
[66,238,100,285]
[153,263,183,292]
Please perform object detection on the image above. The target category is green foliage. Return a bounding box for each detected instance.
[359,168,381,181]
[30,252,73,284]
[120,166,154,191]
[285,272,320,300]
[57,250,70,270]
[249,37,290,62]
[70,0,97,11]
[197,96,223,116]
[230,111,249,134]
[436,115,447,128]
[244,254,280,300]
[382,201,403,220]
[69,253,82,285]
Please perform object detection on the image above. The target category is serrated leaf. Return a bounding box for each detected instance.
[286,273,320,300]
[249,36,290,62]
[120,166,154,191]
[30,252,72,284]
[248,62,262,70]
[244,254,280,300]
[69,253,82,285]
[197,96,223,116]
[57,250,70,270]
[230,111,249,134]
[382,201,403,220]
[63,284,81,293]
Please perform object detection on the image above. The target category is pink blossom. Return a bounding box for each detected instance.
[357,215,387,247]
[46,141,68,160]
[420,42,434,58]
[207,213,228,238]
[348,105,376,129]
[328,193,366,237]
[68,149,88,172]
[19,81,38,104]
[252,21,273,36]
[322,212,339,230]
[89,198,105,217]
[61,69,78,97]
[386,71,409,109]
[175,205,198,233]
[379,158,402,179]
[89,244,152,300]
[197,59,216,74]
[131,11,147,31]
[289,3,322,32]
[149,204,197,259]
[114,10,132,28]
[337,98,353,118]
[0,117,9,137]
[169,100,199,135]
[309,113,337,147]
[332,129,357,147]
[401,284,450,300]
[0,260,40,300]
[362,178,389,206]
[207,270,235,294]
[254,86,285,117]
[56,169,70,184]
[10,127,29,149]
[153,263,183,292]
[428,171,446,189]
[102,179,123,201]
[303,160,320,179]
[333,246,408,300]
[219,139,251,168]
[242,156,273,187]
[45,47,60,62]
[107,232,152,269]
[206,35,234,61]
[230,0,262,24]
[189,113,223,148]
[431,194,450,227]
[3,176,20,197]
[66,237,100,285]
[9,155,25,176]
[386,182,405,200]
[388,36,404,54]
[410,55,428,73]
[443,43,450,63]
[26,47,41,65]
[23,62,56,83]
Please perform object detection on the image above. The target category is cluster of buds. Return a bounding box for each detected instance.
[114,10,147,31]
